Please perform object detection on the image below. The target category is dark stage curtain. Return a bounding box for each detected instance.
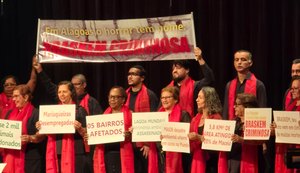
[1,0,300,113]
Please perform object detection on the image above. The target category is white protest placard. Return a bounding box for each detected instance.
[201,119,236,151]
[0,163,7,173]
[161,122,190,153]
[86,113,124,145]
[0,119,22,150]
[132,112,168,142]
[39,105,75,134]
[244,108,272,140]
[273,111,300,144]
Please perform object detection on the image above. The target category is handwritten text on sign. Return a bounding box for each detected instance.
[132,112,168,142]
[0,119,22,150]
[273,111,300,144]
[244,108,272,140]
[86,113,124,145]
[161,122,190,153]
[202,119,236,151]
[39,104,75,134]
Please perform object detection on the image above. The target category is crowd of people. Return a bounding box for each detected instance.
[0,47,299,173]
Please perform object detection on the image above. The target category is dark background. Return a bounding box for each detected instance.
[0,0,299,110]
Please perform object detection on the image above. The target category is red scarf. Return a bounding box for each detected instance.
[93,105,134,173]
[189,113,222,173]
[46,103,76,173]
[284,90,292,111]
[275,101,300,173]
[228,73,257,120]
[3,102,34,173]
[169,77,195,117]
[126,84,151,112]
[0,92,16,119]
[159,104,183,173]
[79,93,90,152]
[125,85,159,173]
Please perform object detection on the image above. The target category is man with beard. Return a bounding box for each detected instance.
[168,47,215,118]
[167,47,215,173]
[222,50,268,173]
[125,65,159,173]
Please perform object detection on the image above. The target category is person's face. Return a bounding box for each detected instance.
[234,98,245,118]
[196,90,206,110]
[234,52,252,73]
[12,90,28,109]
[3,78,17,97]
[172,64,189,82]
[71,77,86,96]
[161,91,177,110]
[290,80,300,100]
[58,84,73,104]
[291,63,300,77]
[127,68,144,87]
[108,88,125,110]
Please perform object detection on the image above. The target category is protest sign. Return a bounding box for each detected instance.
[39,104,75,134]
[132,112,168,142]
[0,119,22,150]
[161,122,190,153]
[86,113,125,145]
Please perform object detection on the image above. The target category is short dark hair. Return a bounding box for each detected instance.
[172,60,190,70]
[131,65,146,77]
[236,93,258,108]
[235,50,252,61]
[109,86,127,101]
[290,76,300,86]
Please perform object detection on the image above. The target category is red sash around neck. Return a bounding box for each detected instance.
[0,92,16,119]
[126,84,151,112]
[93,105,134,173]
[169,77,194,117]
[189,113,222,173]
[79,93,90,152]
[126,85,159,173]
[3,102,34,173]
[228,73,257,120]
[159,104,183,173]
[46,102,76,173]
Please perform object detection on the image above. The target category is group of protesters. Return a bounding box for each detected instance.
[0,47,299,173]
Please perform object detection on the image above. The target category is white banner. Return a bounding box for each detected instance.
[244,108,272,140]
[0,119,22,150]
[161,122,190,153]
[201,119,236,151]
[132,112,168,142]
[273,111,300,144]
[86,113,125,145]
[36,13,196,63]
[39,105,76,134]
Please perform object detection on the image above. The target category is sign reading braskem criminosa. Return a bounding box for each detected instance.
[36,13,196,63]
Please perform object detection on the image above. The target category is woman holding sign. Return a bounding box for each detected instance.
[2,84,46,173]
[93,86,134,173]
[158,86,190,173]
[227,93,263,173]
[188,87,222,173]
[273,76,300,173]
[37,81,87,173]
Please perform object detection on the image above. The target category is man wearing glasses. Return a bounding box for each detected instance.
[125,65,159,173]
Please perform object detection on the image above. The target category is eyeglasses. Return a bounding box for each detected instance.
[128,72,140,76]
[108,95,123,100]
[160,96,173,100]
[3,83,16,87]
